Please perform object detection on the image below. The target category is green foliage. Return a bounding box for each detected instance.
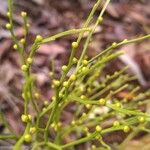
[1,0,150,149]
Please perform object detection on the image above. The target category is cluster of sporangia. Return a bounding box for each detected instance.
[6,11,39,143]
[5,0,150,149]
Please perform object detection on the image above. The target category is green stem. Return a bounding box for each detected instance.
[13,123,30,150]
[44,89,59,141]
[31,142,46,150]
[8,0,25,63]
[61,132,97,149]
[89,34,150,63]
[0,135,17,140]
[42,28,91,43]
[76,0,110,70]
[46,142,62,150]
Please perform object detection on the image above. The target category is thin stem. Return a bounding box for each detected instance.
[46,142,62,150]
[0,135,18,140]
[31,142,45,150]
[42,28,91,43]
[77,0,102,43]
[58,0,103,90]
[61,132,97,149]
[89,34,150,63]
[8,0,25,63]
[76,0,110,70]
[13,123,30,150]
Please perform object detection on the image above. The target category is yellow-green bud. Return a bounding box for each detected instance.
[95,135,101,140]
[95,125,102,132]
[51,84,54,88]
[6,23,11,30]
[53,80,60,87]
[30,127,36,134]
[72,42,78,49]
[42,107,47,112]
[82,60,88,65]
[79,85,84,92]
[112,42,117,48]
[63,81,69,88]
[123,39,128,43]
[98,16,103,23]
[7,12,10,17]
[27,57,33,64]
[44,101,49,106]
[21,65,28,72]
[87,132,91,137]
[62,65,68,72]
[81,67,89,73]
[106,75,111,80]
[57,122,62,127]
[87,88,92,93]
[113,121,120,127]
[70,74,76,81]
[82,113,86,118]
[27,23,30,28]
[13,44,18,50]
[71,120,76,125]
[123,126,130,133]
[54,125,58,131]
[73,57,78,63]
[59,93,64,98]
[138,116,145,123]
[20,38,25,44]
[49,72,54,77]
[115,102,122,108]
[52,96,56,101]
[99,98,106,105]
[28,115,32,121]
[86,104,91,109]
[51,122,56,128]
[83,127,89,133]
[80,95,86,100]
[35,35,43,43]
[21,114,28,123]
[24,134,32,142]
[92,145,96,150]
[22,93,25,99]
[21,11,27,17]
[114,71,118,76]
[34,92,40,99]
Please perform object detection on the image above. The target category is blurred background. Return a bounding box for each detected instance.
[0,0,150,149]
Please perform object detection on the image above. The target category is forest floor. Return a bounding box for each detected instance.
[0,0,150,149]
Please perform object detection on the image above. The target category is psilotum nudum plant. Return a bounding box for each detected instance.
[1,0,150,149]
